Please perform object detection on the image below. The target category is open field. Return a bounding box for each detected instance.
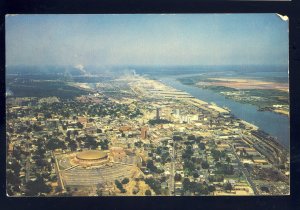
[177,76,289,116]
[7,79,91,99]
[197,78,289,92]
[69,82,93,90]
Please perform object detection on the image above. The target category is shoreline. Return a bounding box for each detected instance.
[154,76,289,151]
[168,85,289,153]
[178,78,289,117]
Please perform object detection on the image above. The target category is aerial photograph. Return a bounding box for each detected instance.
[6,14,289,196]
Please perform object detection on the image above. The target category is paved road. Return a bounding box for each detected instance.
[168,141,175,195]
[230,144,259,195]
[25,157,30,183]
[25,143,30,183]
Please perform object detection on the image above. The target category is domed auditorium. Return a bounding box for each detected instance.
[74,150,109,166]
[54,148,143,189]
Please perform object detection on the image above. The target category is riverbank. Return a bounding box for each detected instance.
[158,76,290,149]
[201,86,289,117]
[177,77,289,117]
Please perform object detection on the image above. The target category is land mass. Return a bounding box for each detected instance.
[178,77,289,116]
[6,69,290,197]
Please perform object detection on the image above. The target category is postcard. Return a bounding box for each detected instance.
[6,14,289,196]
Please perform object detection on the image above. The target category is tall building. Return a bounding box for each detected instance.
[174,109,180,116]
[141,127,148,139]
[156,108,160,120]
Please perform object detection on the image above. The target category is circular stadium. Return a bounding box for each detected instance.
[55,148,143,188]
[76,150,108,161]
[73,150,109,166]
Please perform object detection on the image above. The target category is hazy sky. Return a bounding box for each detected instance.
[6,14,288,66]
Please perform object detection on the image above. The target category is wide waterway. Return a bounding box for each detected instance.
[158,76,290,149]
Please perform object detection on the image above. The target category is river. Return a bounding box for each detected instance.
[158,76,290,149]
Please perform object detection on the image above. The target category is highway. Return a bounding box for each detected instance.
[25,142,30,183]
[25,157,30,183]
[168,141,175,195]
[230,145,259,195]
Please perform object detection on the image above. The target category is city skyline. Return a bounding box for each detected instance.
[6,14,290,197]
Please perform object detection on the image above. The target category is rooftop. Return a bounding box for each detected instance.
[76,150,108,160]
